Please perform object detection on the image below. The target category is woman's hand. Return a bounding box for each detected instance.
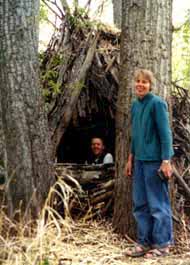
[124,154,133,177]
[159,160,173,179]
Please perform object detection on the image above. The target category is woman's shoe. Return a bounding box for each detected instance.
[144,247,170,258]
[124,244,151,257]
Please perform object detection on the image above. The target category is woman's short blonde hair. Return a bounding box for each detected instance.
[134,69,155,90]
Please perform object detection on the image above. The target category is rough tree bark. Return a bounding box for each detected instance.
[0,0,53,219]
[113,0,173,237]
[112,0,122,29]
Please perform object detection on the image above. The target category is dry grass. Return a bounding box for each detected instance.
[0,217,190,265]
[0,176,190,265]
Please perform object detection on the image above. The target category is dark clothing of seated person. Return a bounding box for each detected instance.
[86,137,113,165]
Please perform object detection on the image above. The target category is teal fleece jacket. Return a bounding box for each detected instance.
[131,93,174,161]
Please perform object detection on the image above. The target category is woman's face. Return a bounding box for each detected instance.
[135,75,151,98]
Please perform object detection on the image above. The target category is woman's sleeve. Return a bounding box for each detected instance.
[154,99,174,159]
[130,102,135,155]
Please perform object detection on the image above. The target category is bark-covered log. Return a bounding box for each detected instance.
[0,0,53,218]
[54,164,114,219]
[113,0,173,237]
[90,191,113,205]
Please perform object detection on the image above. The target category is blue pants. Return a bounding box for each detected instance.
[133,160,173,248]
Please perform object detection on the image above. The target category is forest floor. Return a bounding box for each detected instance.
[1,217,190,265]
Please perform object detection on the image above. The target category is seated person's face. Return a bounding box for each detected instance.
[91,138,104,156]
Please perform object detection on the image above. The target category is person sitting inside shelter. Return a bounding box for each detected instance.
[86,137,113,165]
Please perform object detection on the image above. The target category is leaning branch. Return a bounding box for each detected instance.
[173,165,190,198]
[59,0,71,16]
[49,32,100,158]
[42,0,63,20]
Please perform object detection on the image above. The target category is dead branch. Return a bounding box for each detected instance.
[84,0,92,14]
[59,0,70,15]
[173,166,190,198]
[42,0,63,20]
[49,32,100,158]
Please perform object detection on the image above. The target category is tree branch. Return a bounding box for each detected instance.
[73,0,79,9]
[173,165,190,198]
[84,0,92,14]
[42,0,63,20]
[59,0,71,15]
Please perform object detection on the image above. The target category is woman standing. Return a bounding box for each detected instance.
[125,69,174,258]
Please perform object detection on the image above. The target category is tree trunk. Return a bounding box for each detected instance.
[112,0,122,29]
[113,0,173,237]
[0,0,53,219]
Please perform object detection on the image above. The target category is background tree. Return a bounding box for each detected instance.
[113,0,173,236]
[112,0,122,29]
[0,0,53,219]
[173,16,190,88]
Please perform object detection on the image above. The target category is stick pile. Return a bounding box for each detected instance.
[55,163,114,220]
[172,84,190,216]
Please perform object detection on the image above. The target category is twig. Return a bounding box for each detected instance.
[54,0,66,19]
[42,0,63,20]
[59,0,71,16]
[73,0,79,12]
[46,18,59,29]
[84,0,92,14]
[181,165,190,179]
[173,165,190,198]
